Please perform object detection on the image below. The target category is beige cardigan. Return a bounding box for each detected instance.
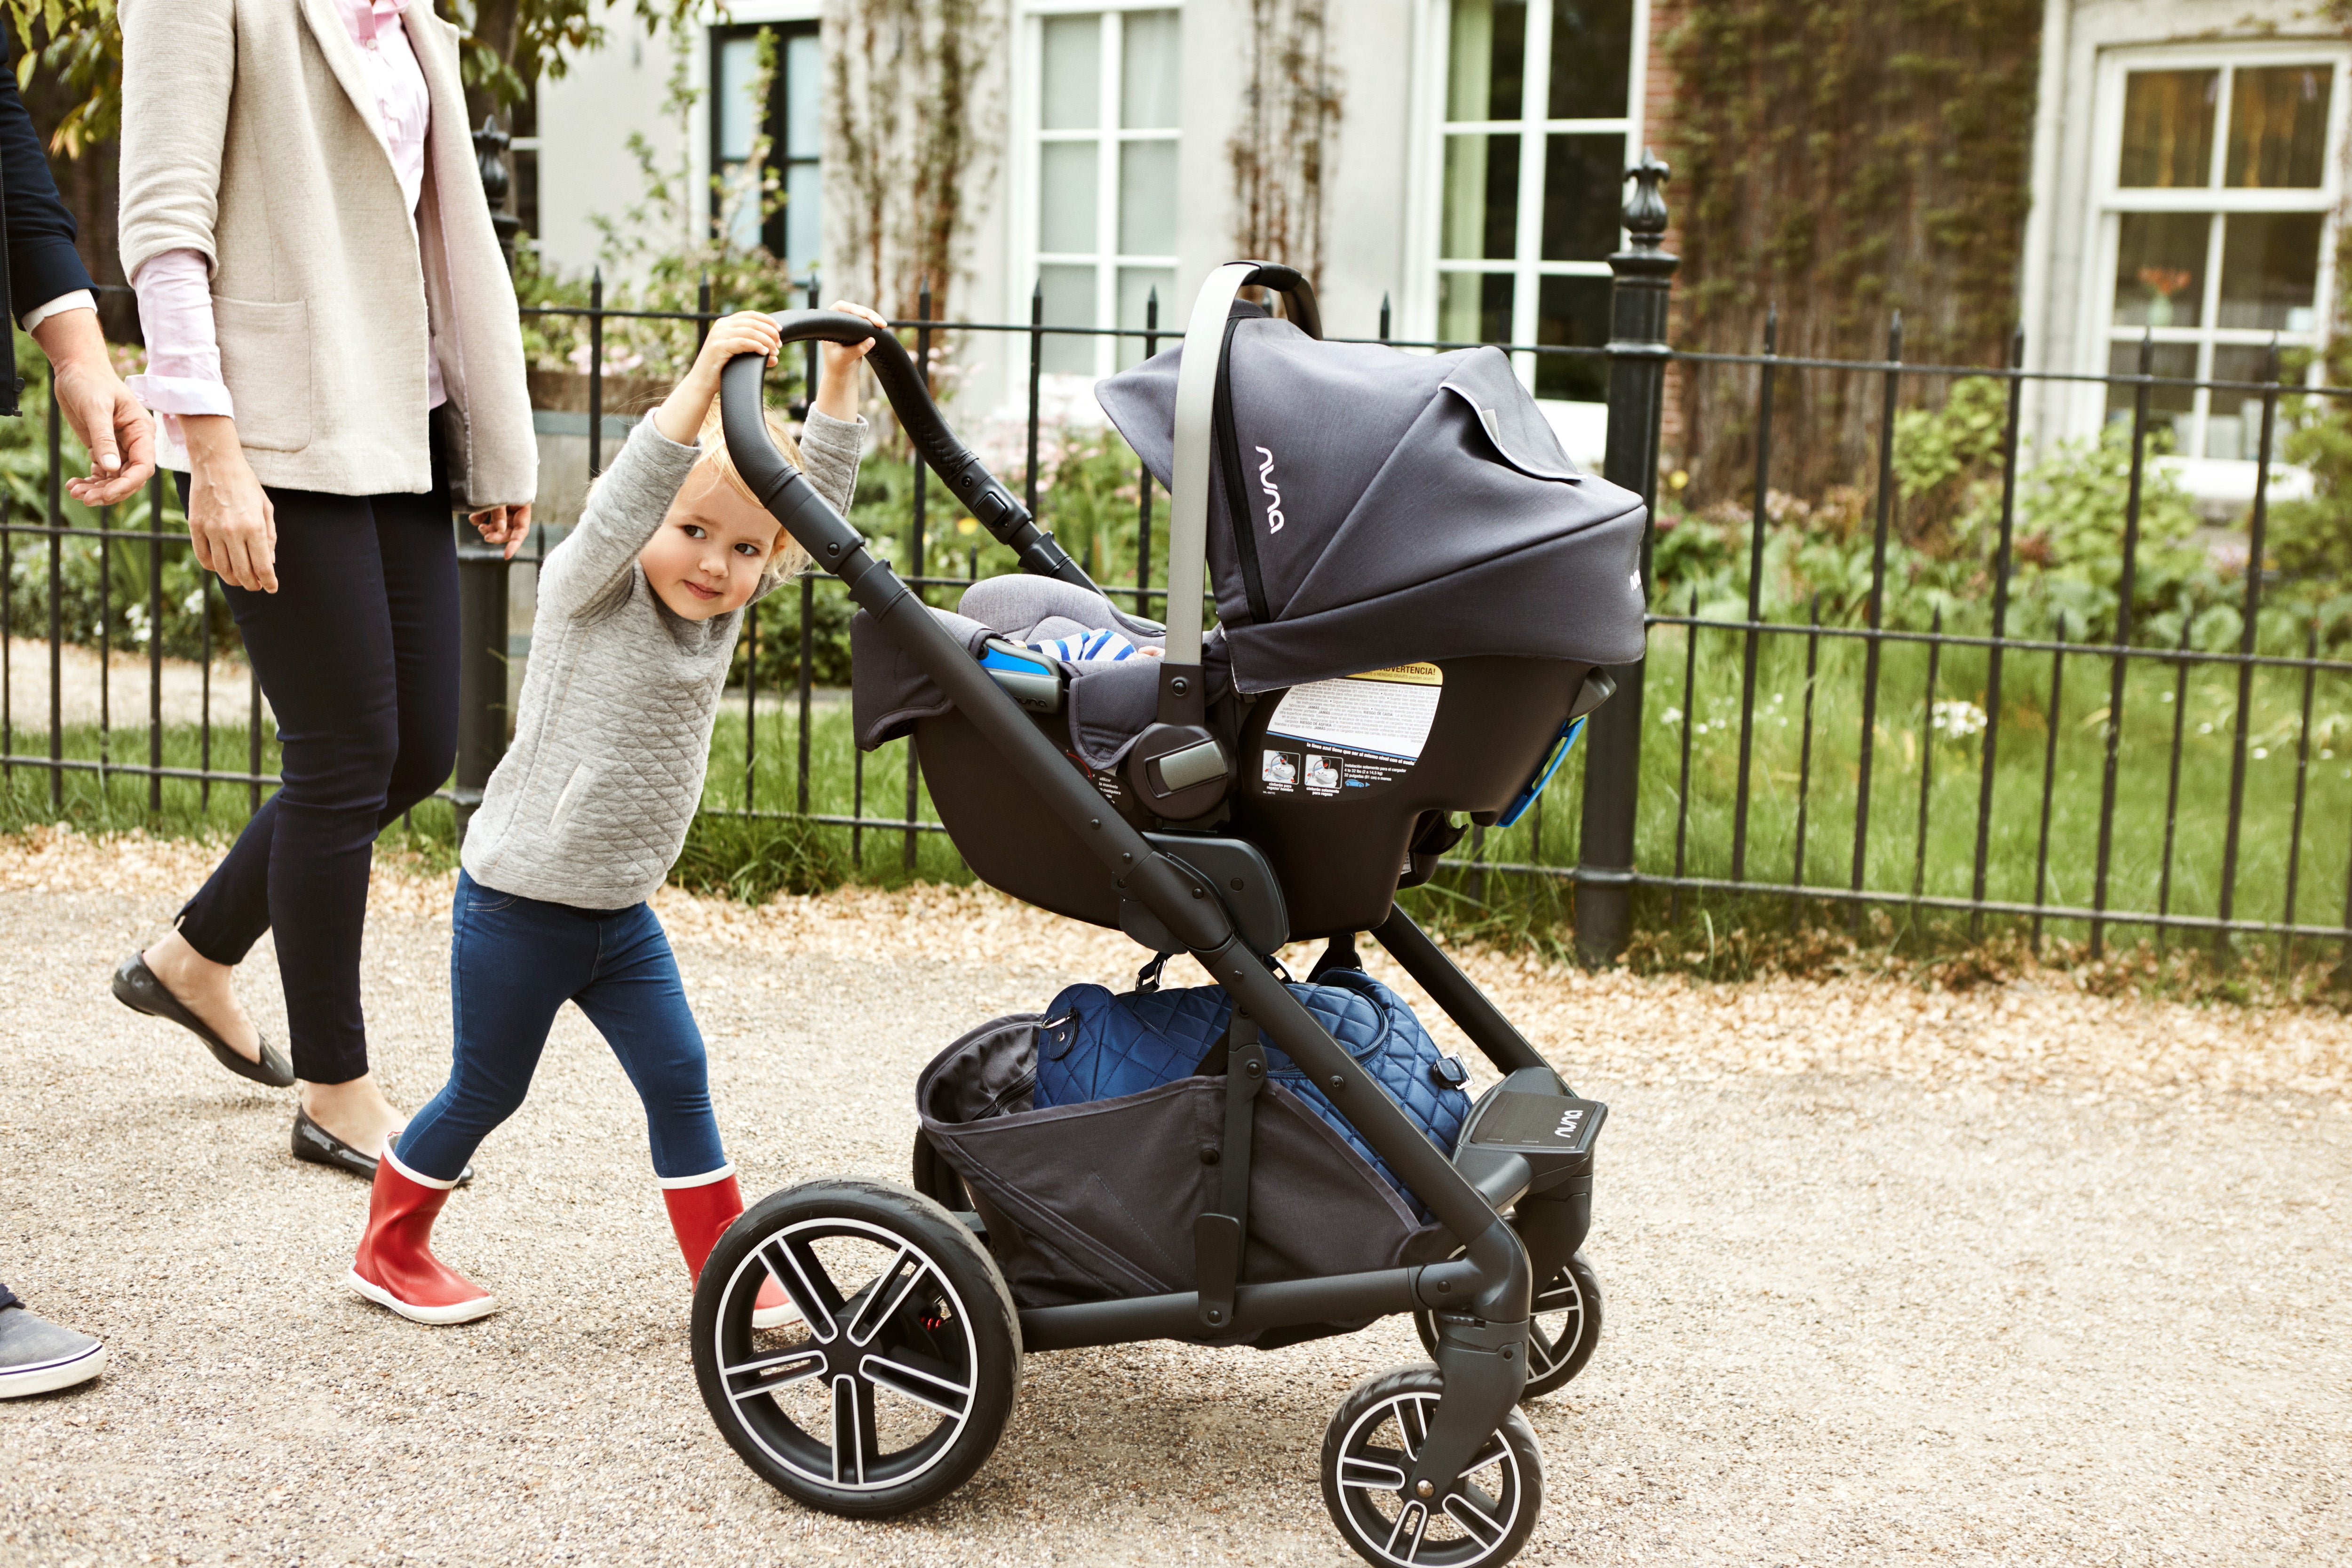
[118,0,536,506]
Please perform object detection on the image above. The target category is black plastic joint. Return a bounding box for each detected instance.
[836,549,910,617]
[1413,1258,1483,1310]
[1422,1313,1526,1353]
[1464,1218,1533,1324]
[1133,856,1231,949]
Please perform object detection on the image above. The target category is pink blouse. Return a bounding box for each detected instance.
[131,0,442,460]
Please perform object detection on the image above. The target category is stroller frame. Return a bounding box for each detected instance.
[707,263,1603,1563]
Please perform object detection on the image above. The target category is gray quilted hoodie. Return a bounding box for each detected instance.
[460,411,865,908]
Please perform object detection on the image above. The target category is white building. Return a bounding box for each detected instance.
[529,0,2350,500]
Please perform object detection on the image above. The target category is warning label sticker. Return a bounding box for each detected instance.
[1259,665,1443,799]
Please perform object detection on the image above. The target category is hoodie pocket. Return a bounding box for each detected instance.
[548,761,594,832]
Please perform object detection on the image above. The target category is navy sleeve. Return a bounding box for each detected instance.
[0,27,96,322]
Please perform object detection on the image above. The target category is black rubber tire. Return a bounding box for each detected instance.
[1320,1364,1543,1568]
[691,1177,1021,1517]
[910,1128,972,1213]
[1414,1250,1601,1401]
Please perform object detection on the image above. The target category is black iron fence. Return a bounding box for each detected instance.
[8,159,2352,966]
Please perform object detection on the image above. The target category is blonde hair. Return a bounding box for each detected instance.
[694,402,815,579]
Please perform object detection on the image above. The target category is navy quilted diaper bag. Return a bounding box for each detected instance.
[1032,970,1472,1216]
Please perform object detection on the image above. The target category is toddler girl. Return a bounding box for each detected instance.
[346,306,882,1324]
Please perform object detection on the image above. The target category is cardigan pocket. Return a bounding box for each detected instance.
[548,760,594,833]
[213,297,313,453]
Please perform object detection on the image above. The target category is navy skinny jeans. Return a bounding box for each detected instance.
[394,872,729,1184]
[173,434,458,1085]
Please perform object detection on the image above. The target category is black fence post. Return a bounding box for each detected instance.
[453,118,520,839]
[1574,150,1677,967]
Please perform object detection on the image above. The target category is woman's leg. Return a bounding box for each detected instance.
[167,489,402,1102]
[303,455,462,1144]
[393,875,590,1183]
[371,432,460,826]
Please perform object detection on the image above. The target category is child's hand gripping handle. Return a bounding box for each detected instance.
[719,310,1102,593]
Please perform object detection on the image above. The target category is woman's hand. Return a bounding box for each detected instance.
[470,503,534,560]
[181,414,278,593]
[654,310,783,447]
[814,299,887,423]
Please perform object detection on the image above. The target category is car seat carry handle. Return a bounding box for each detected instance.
[1164,263,1323,666]
[750,309,1102,594]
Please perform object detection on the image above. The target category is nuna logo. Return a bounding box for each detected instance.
[1253,446,1286,533]
[1553,1105,1587,1141]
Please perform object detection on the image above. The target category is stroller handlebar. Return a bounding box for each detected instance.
[718,309,1101,595]
[1165,263,1322,666]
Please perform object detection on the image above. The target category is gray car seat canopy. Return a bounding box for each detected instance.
[1096,315,1650,693]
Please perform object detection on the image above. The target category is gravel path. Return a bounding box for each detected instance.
[1,829,2346,1567]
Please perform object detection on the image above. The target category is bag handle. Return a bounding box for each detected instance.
[1163,262,1322,666]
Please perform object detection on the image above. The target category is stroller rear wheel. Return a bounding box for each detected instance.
[691,1178,1021,1517]
[1321,1364,1543,1568]
[1414,1250,1601,1401]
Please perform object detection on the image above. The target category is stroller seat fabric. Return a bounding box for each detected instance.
[1034,971,1472,1219]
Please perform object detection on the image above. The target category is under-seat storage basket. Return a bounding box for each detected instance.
[917,1014,1441,1313]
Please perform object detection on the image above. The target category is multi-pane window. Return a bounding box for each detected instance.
[1031,7,1181,376]
[1436,0,1638,402]
[2100,53,2345,460]
[711,22,824,277]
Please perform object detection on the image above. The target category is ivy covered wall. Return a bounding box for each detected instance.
[1663,0,2042,502]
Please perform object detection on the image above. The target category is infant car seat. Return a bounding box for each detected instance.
[851,275,1645,945]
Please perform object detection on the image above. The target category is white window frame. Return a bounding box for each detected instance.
[1407,0,1649,403]
[1015,0,1184,382]
[2074,40,2351,462]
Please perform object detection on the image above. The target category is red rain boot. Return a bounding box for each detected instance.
[662,1169,798,1329]
[346,1150,498,1326]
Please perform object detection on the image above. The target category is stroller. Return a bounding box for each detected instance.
[691,264,1646,1568]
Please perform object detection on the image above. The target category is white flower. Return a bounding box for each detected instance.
[2254,747,2270,759]
[1660,707,1684,727]
[1930,699,1987,740]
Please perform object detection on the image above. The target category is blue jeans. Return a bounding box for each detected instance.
[397,872,728,1184]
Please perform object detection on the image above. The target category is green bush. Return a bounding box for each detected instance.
[1654,376,2220,647]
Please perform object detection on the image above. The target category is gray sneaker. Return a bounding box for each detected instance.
[0,1305,106,1398]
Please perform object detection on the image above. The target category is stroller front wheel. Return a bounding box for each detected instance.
[1321,1364,1543,1568]
[691,1177,1022,1517]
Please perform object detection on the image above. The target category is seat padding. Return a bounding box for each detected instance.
[958,575,1165,650]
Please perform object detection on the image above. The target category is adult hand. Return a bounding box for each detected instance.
[182,415,278,593]
[30,308,158,507]
[469,502,534,561]
[814,299,887,423]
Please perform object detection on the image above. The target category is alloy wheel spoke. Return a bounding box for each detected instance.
[1396,1395,1432,1461]
[1462,1436,1510,1476]
[764,1238,844,1344]
[1532,1285,1582,1316]
[829,1373,877,1486]
[859,1351,973,1420]
[846,1246,927,1347]
[1383,1498,1431,1562]
[721,1346,825,1403]
[1337,1449,1408,1492]
[1442,1487,1507,1547]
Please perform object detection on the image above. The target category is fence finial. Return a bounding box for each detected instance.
[1622,149,1671,245]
